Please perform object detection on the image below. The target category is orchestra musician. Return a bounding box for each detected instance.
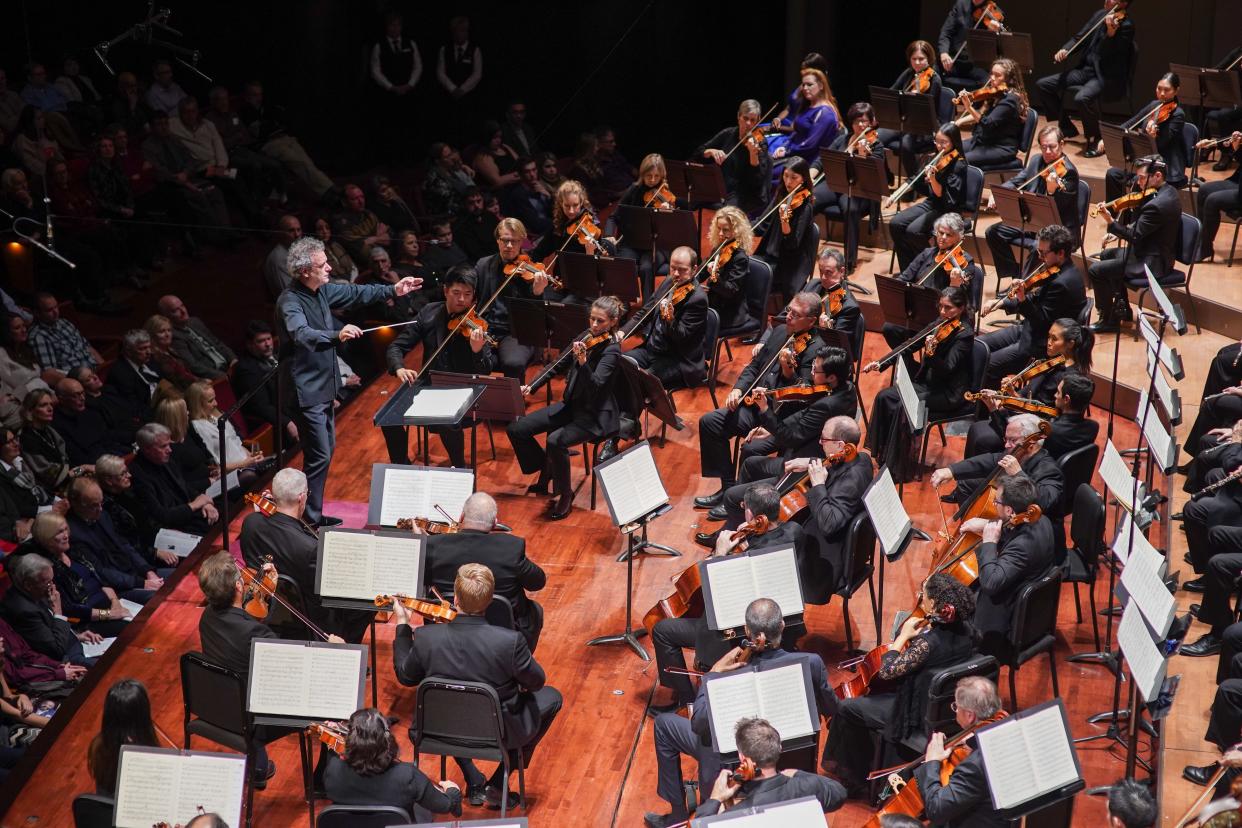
[982,312,1093,410]
[1182,522,1242,659]
[887,212,983,313]
[917,677,1010,827]
[703,206,754,330]
[695,99,774,217]
[507,295,623,521]
[694,291,820,509]
[865,286,976,481]
[1103,72,1188,199]
[1087,155,1180,333]
[754,158,818,301]
[1182,342,1242,465]
[812,102,884,273]
[392,563,562,810]
[417,491,547,653]
[626,245,709,392]
[528,179,616,263]
[808,248,863,353]
[1106,778,1159,828]
[1181,454,1242,597]
[888,123,969,272]
[878,40,945,178]
[966,371,1099,461]
[1181,418,1242,494]
[652,483,802,712]
[475,217,551,380]
[1035,0,1135,157]
[694,718,847,817]
[937,0,997,92]
[383,265,495,469]
[954,58,1027,169]
[646,598,838,828]
[958,473,1057,658]
[1206,45,1242,172]
[983,131,1081,283]
[821,574,978,797]
[1195,131,1242,263]
[607,152,676,297]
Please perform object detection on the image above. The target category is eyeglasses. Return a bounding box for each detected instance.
[951,701,960,712]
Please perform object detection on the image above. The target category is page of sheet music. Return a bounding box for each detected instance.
[317,530,375,600]
[368,534,423,598]
[249,642,362,720]
[1019,705,1081,797]
[864,467,911,556]
[1118,522,1175,637]
[1136,391,1176,473]
[894,356,925,432]
[378,467,473,525]
[82,637,115,659]
[975,717,1040,809]
[706,556,762,630]
[113,749,168,827]
[706,670,762,754]
[749,547,804,621]
[1118,602,1167,703]
[1146,349,1178,422]
[115,749,245,828]
[692,796,825,826]
[755,664,815,742]
[596,442,669,526]
[404,387,475,419]
[174,754,245,827]
[1099,440,1142,512]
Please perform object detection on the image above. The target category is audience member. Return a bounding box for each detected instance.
[95,454,168,563]
[186,381,264,481]
[472,121,521,189]
[144,60,187,116]
[502,100,538,157]
[157,295,237,380]
[392,230,431,284]
[421,220,469,283]
[104,329,161,421]
[0,426,53,520]
[27,294,101,383]
[66,477,171,596]
[0,614,87,692]
[47,159,141,290]
[143,315,197,388]
[87,679,158,795]
[70,366,138,440]
[501,157,553,237]
[153,396,217,496]
[232,320,297,441]
[52,378,130,467]
[0,69,26,133]
[0,553,97,666]
[0,314,52,401]
[53,56,105,130]
[452,187,498,261]
[87,133,160,274]
[106,125,158,206]
[128,422,217,537]
[594,125,637,204]
[20,63,70,116]
[422,142,475,217]
[142,111,235,249]
[10,106,64,179]
[313,216,359,284]
[238,80,335,199]
[368,175,419,236]
[537,151,564,194]
[108,72,151,138]
[333,184,391,264]
[204,85,286,203]
[170,96,262,226]
[20,388,86,490]
[265,214,303,299]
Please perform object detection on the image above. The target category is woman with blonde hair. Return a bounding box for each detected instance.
[955,57,1027,169]
[608,153,674,295]
[705,206,755,329]
[767,68,840,173]
[18,389,82,490]
[530,179,615,263]
[185,380,263,472]
[142,315,196,388]
[153,395,216,495]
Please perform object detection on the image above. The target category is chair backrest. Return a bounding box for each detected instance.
[316,804,412,828]
[962,165,985,219]
[703,307,721,369]
[1056,442,1099,517]
[1019,108,1039,167]
[743,257,774,325]
[1011,571,1063,652]
[1077,296,1095,326]
[1183,122,1200,172]
[486,594,518,630]
[938,87,954,122]
[925,655,1001,738]
[414,678,507,748]
[72,793,115,828]
[1069,483,1106,570]
[796,222,821,287]
[1176,212,1202,267]
[1075,179,1092,245]
[180,651,248,737]
[836,511,876,598]
[268,574,312,639]
[968,339,990,394]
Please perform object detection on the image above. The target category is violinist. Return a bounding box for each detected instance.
[704,207,754,330]
[694,292,820,510]
[383,265,495,469]
[967,372,1099,462]
[984,130,1081,282]
[937,0,995,92]
[695,98,773,217]
[987,313,1092,409]
[754,158,818,300]
[475,217,551,380]
[813,102,884,273]
[1107,779,1158,827]
[1195,130,1242,262]
[879,40,944,178]
[1035,0,1134,154]
[1104,73,1188,198]
[866,286,975,481]
[954,58,1027,169]
[627,245,708,392]
[646,598,837,828]
[694,718,846,818]
[889,123,968,272]
[917,677,1010,827]
[420,492,546,652]
[822,574,977,797]
[195,551,344,789]
[958,474,1057,658]
[607,153,676,296]
[528,179,616,263]
[393,563,562,810]
[507,296,623,521]
[1087,155,1180,333]
[322,707,462,821]
[888,212,982,312]
[809,249,862,352]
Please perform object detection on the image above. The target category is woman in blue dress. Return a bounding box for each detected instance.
[768,68,840,181]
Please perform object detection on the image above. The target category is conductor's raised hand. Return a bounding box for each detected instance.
[338,324,364,341]
[392,276,423,295]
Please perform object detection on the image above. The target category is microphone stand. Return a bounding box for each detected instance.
[0,206,77,269]
[218,359,284,551]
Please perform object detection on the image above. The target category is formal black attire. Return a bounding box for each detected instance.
[694,126,773,217]
[754,191,815,300]
[1088,182,1180,325]
[812,131,886,270]
[476,252,550,381]
[937,0,992,91]
[0,585,88,665]
[705,246,752,331]
[696,771,846,817]
[890,153,969,271]
[976,515,1057,658]
[383,300,496,468]
[879,67,946,177]
[1036,8,1136,144]
[968,410,1098,464]
[984,154,1082,280]
[452,212,499,263]
[1184,345,1242,455]
[800,451,876,604]
[86,389,141,442]
[917,742,1014,827]
[948,450,1064,522]
[67,510,166,589]
[627,284,708,391]
[1105,100,1189,198]
[884,243,985,316]
[52,407,131,468]
[1185,462,1242,576]
[0,458,50,518]
[1198,158,1242,262]
[129,453,211,536]
[323,753,462,822]
[277,279,396,524]
[810,284,863,359]
[425,529,546,652]
[605,183,674,297]
[963,91,1024,169]
[528,213,616,265]
[979,262,1086,384]
[102,357,160,422]
[232,351,292,434]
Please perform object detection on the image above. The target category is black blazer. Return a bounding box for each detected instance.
[734,324,818,394]
[695,125,773,216]
[812,285,863,358]
[1002,153,1081,232]
[972,91,1024,154]
[129,453,210,535]
[917,746,1013,827]
[425,529,545,632]
[915,322,975,411]
[756,195,815,270]
[706,249,752,331]
[644,285,708,387]
[239,511,319,599]
[1124,100,1188,187]
[559,340,622,436]
[938,0,984,62]
[1061,8,1135,96]
[915,155,968,213]
[803,452,875,603]
[232,353,290,430]
[1107,183,1181,279]
[951,448,1064,518]
[0,585,79,661]
[103,357,159,419]
[385,300,496,379]
[475,253,546,338]
[899,245,984,307]
[323,753,461,822]
[697,770,847,817]
[197,605,278,681]
[893,66,944,104]
[1000,262,1086,352]
[1044,411,1099,460]
[759,383,857,458]
[975,516,1057,638]
[394,615,548,750]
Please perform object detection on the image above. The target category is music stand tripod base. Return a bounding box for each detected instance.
[617,517,681,562]
[588,504,676,661]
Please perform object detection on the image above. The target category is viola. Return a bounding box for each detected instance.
[447,307,498,348]
[964,391,1058,419]
[1090,187,1158,218]
[245,490,276,516]
[907,67,935,94]
[703,239,740,289]
[924,317,962,356]
[1146,100,1177,131]
[660,281,696,321]
[240,556,278,620]
[308,721,348,757]
[376,590,458,623]
[643,182,677,210]
[822,287,845,320]
[971,0,1005,30]
[846,127,879,156]
[776,443,861,522]
[958,82,1008,106]
[999,353,1068,395]
[503,254,565,290]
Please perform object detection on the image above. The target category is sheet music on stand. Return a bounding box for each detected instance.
[403,387,477,421]
[894,356,927,432]
[316,528,424,607]
[691,795,826,826]
[1144,349,1182,426]
[368,463,474,527]
[114,746,245,828]
[1135,390,1177,474]
[1116,517,1175,637]
[1118,602,1169,703]
[415,820,530,828]
[1137,313,1184,380]
[704,660,818,755]
[975,699,1085,818]
[247,639,367,724]
[702,546,804,631]
[864,467,914,561]
[594,440,669,528]
[1099,440,1150,526]
[1143,264,1188,335]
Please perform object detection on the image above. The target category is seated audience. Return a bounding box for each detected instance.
[451,187,498,262]
[10,106,63,180]
[503,100,539,157]
[0,314,52,401]
[153,396,216,496]
[265,214,303,300]
[471,121,521,189]
[171,95,264,226]
[238,80,335,199]
[144,60,187,115]
[87,679,159,795]
[143,314,198,388]
[26,294,101,383]
[104,329,162,422]
[71,366,139,441]
[501,157,553,237]
[422,142,475,217]
[0,553,98,665]
[95,454,171,566]
[128,422,217,537]
[157,295,237,381]
[67,476,171,589]
[204,85,287,203]
[19,388,85,491]
[186,380,263,477]
[51,378,130,467]
[0,615,87,693]
[142,111,235,248]
[368,175,419,236]
[420,221,469,283]
[107,72,151,137]
[333,184,391,264]
[0,426,53,521]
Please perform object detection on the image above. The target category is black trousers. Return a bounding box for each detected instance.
[978,325,1032,387]
[1198,540,1242,638]
[723,460,784,530]
[1185,393,1242,455]
[652,615,715,704]
[1086,248,1135,323]
[497,335,535,382]
[1198,179,1241,261]
[383,423,467,468]
[964,138,1018,169]
[1184,490,1242,574]
[985,221,1037,281]
[506,402,601,495]
[698,404,762,484]
[628,346,687,392]
[889,201,942,271]
[1036,68,1105,142]
[815,182,871,268]
[821,692,896,787]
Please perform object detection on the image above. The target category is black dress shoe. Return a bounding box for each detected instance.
[1182,632,1222,657]
[1185,762,1221,786]
[705,505,727,521]
[251,760,277,790]
[695,530,720,549]
[1170,511,1184,521]
[694,489,726,509]
[1184,577,1206,593]
[644,813,687,828]
[548,492,573,521]
[1083,147,1106,158]
[317,515,343,528]
[484,785,520,810]
[1213,152,1235,171]
[526,480,550,496]
[598,438,620,462]
[466,783,487,806]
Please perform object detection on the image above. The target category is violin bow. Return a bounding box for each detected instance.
[721,101,781,162]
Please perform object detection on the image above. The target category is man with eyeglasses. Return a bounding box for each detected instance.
[476,217,551,381]
[917,676,1009,826]
[882,212,983,351]
[695,292,822,510]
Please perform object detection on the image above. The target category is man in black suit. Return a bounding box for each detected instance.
[384,265,496,469]
[918,676,1010,827]
[695,99,773,217]
[1087,156,1181,332]
[627,246,709,391]
[52,378,132,467]
[936,0,996,91]
[1182,454,1242,596]
[652,484,803,714]
[393,562,561,809]
[645,598,838,828]
[71,365,139,443]
[808,249,862,356]
[695,291,821,509]
[103,329,162,421]
[0,552,96,665]
[694,718,846,818]
[1036,0,1136,151]
[238,468,370,643]
[884,214,985,336]
[959,474,1057,658]
[981,223,1087,384]
[967,372,1099,460]
[66,478,170,593]
[421,492,545,651]
[129,423,217,536]
[232,320,297,443]
[476,217,552,381]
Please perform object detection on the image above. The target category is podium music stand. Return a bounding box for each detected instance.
[875,274,941,333]
[372,382,487,468]
[559,252,641,305]
[868,87,940,137]
[992,187,1063,276]
[966,30,1035,72]
[1100,122,1156,172]
[667,159,727,207]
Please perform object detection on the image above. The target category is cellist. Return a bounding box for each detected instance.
[917,677,1010,827]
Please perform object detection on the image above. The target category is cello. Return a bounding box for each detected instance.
[775,442,861,522]
[947,421,1051,524]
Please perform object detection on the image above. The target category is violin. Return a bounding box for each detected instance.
[917,241,970,286]
[999,264,1060,300]
[776,443,861,522]
[964,391,1058,419]
[884,149,958,208]
[643,182,677,210]
[823,287,845,319]
[907,67,935,94]
[660,281,696,321]
[924,317,962,356]
[703,239,740,289]
[245,490,276,516]
[308,721,348,757]
[779,186,812,219]
[567,213,603,248]
[397,516,460,534]
[447,307,498,348]
[524,328,616,393]
[957,82,1008,106]
[1147,100,1177,131]
[971,0,1005,30]
[375,590,458,623]
[1019,156,1070,193]
[1090,187,1158,218]
[744,384,834,405]
[999,354,1068,395]
[503,254,565,290]
[240,556,279,620]
[845,127,879,156]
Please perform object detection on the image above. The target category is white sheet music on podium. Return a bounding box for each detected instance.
[1117,520,1175,636]
[705,662,815,754]
[894,356,926,432]
[375,464,474,526]
[1145,349,1180,424]
[248,640,365,721]
[594,441,669,526]
[1099,440,1145,514]
[1135,391,1177,474]
[403,386,476,419]
[864,467,910,557]
[317,529,424,602]
[1118,602,1168,703]
[975,701,1081,811]
[114,746,245,828]
[703,547,803,630]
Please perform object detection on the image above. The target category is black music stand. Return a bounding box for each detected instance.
[372,382,487,468]
[667,159,727,207]
[992,188,1063,275]
[868,87,940,136]
[1100,122,1156,172]
[561,252,642,305]
[559,251,604,300]
[1203,68,1242,111]
[820,148,889,285]
[966,30,1035,72]
[1170,63,1210,110]
[546,301,592,348]
[619,355,682,433]
[874,274,941,333]
[507,297,554,351]
[429,371,524,463]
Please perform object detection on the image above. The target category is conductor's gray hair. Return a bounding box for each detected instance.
[287,236,325,277]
